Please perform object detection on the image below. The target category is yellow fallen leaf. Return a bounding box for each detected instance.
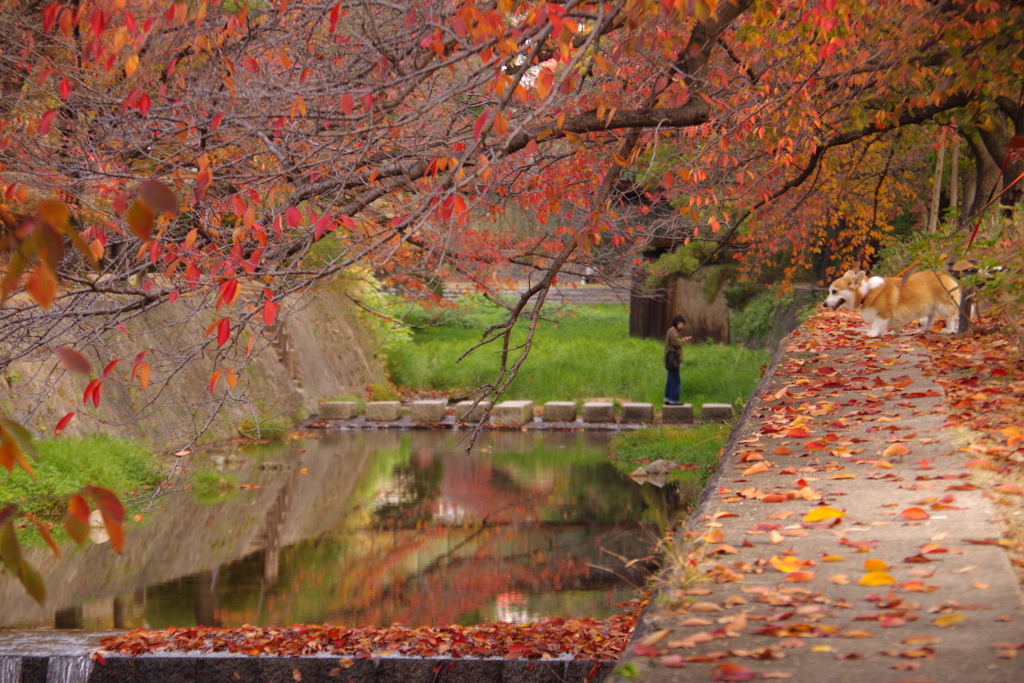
[871,460,895,469]
[822,554,845,562]
[858,571,896,586]
[803,506,845,522]
[862,558,889,572]
[770,555,804,573]
[933,613,965,627]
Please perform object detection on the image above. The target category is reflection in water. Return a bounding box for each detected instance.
[3,430,697,630]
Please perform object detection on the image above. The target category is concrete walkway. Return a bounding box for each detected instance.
[612,314,1024,682]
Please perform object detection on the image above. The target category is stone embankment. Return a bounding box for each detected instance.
[312,398,736,428]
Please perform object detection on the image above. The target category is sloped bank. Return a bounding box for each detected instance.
[0,287,387,444]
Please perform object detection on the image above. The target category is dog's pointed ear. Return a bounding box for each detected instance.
[843,270,856,277]
[852,271,865,284]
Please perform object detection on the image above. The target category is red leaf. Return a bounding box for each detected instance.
[340,92,353,115]
[39,109,59,135]
[83,484,126,552]
[329,3,341,32]
[55,346,91,374]
[285,206,302,227]
[131,351,147,380]
[211,112,224,130]
[102,359,120,378]
[217,317,231,347]
[712,663,758,681]
[42,2,60,33]
[263,299,278,326]
[59,77,71,100]
[55,412,74,434]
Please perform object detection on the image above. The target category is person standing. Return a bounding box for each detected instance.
[664,315,690,405]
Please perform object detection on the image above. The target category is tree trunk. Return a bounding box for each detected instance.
[927,141,946,233]
[964,130,1003,220]
[949,134,959,213]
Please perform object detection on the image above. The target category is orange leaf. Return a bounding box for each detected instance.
[742,461,770,476]
[770,555,803,573]
[862,558,889,572]
[882,443,910,458]
[900,507,930,520]
[858,571,896,587]
[209,369,223,394]
[785,570,815,582]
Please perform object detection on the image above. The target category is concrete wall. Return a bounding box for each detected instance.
[0,288,387,445]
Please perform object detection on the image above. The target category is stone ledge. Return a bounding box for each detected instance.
[364,401,402,422]
[620,403,653,423]
[410,400,447,423]
[455,400,491,422]
[581,402,615,423]
[319,401,358,420]
[700,403,734,421]
[492,400,534,426]
[543,401,577,422]
[4,653,615,683]
[661,404,693,424]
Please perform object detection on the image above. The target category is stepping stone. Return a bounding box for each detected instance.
[319,401,358,420]
[543,401,577,422]
[662,403,693,424]
[455,400,491,422]
[492,400,534,426]
[700,403,735,421]
[410,400,447,423]
[582,401,615,423]
[621,403,654,423]
[364,401,401,421]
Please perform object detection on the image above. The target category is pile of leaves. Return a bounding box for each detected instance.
[98,605,644,661]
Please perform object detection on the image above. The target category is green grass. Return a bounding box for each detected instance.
[385,302,767,408]
[0,435,161,518]
[609,423,732,489]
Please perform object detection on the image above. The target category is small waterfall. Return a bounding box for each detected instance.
[46,655,92,683]
[0,656,22,683]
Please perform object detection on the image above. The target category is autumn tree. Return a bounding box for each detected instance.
[1,0,1022,596]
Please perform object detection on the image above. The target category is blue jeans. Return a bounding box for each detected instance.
[665,368,681,404]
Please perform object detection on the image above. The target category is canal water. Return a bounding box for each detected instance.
[0,430,697,631]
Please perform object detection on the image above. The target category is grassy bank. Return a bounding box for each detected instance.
[0,435,161,518]
[609,423,731,490]
[386,302,768,408]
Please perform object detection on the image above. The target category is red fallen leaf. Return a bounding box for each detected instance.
[658,654,687,668]
[632,644,662,657]
[712,663,759,681]
[786,428,812,438]
[899,507,930,520]
[994,483,1024,496]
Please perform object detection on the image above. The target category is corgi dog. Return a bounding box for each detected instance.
[823,269,961,338]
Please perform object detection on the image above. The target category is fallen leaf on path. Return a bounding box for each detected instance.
[803,506,845,522]
[859,572,897,587]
